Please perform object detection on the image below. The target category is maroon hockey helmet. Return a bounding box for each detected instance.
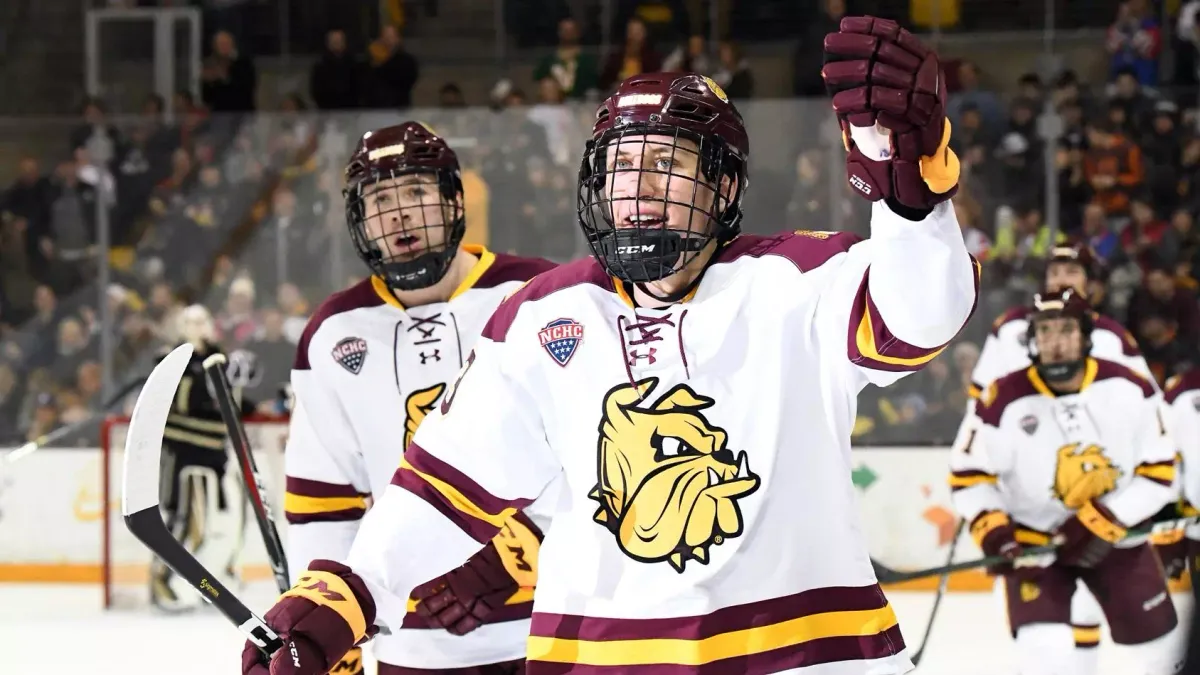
[1026,288,1094,382]
[344,121,465,290]
[1046,238,1104,284]
[578,72,750,290]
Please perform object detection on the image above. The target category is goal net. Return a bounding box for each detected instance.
[101,414,290,609]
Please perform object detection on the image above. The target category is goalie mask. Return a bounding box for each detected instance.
[345,122,465,291]
[1027,288,1094,384]
[578,72,749,291]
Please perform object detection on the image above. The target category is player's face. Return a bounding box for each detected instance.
[361,174,458,261]
[604,134,731,236]
[1034,317,1084,365]
[1045,261,1087,296]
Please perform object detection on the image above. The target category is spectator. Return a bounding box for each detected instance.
[310,29,362,110]
[1160,207,1200,273]
[1142,100,1182,208]
[24,392,58,444]
[1016,72,1043,104]
[533,18,600,101]
[955,197,992,261]
[5,157,53,250]
[784,149,832,231]
[1108,67,1157,139]
[0,215,38,325]
[364,24,419,109]
[1178,0,1200,92]
[45,159,100,289]
[146,281,183,344]
[51,317,96,385]
[992,202,1058,284]
[948,61,1006,140]
[242,308,294,406]
[662,34,712,75]
[1081,203,1121,266]
[439,83,467,108]
[1127,257,1200,349]
[68,97,120,169]
[1139,313,1199,385]
[201,30,257,113]
[792,0,844,97]
[275,282,310,345]
[528,77,577,166]
[75,360,103,408]
[0,363,19,442]
[1120,196,1169,268]
[1056,139,1091,234]
[1107,0,1161,85]
[711,40,753,100]
[600,18,662,92]
[174,90,211,148]
[949,105,993,156]
[1084,119,1143,215]
[216,277,259,346]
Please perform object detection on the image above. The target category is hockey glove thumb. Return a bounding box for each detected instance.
[822,16,959,211]
[971,511,1025,577]
[240,560,378,675]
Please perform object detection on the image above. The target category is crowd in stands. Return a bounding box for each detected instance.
[2,0,1200,449]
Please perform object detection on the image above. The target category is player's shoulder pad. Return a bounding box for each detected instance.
[1164,368,1200,405]
[294,278,384,371]
[990,306,1031,337]
[1090,358,1155,398]
[482,257,611,343]
[474,252,557,288]
[713,230,863,273]
[1091,312,1142,356]
[976,368,1042,427]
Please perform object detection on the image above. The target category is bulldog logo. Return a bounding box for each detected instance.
[589,378,760,572]
[405,383,446,449]
[1053,442,1121,509]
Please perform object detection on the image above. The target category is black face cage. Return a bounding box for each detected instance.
[345,166,465,291]
[577,123,745,284]
[1026,311,1094,363]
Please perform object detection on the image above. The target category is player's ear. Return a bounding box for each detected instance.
[718,174,737,209]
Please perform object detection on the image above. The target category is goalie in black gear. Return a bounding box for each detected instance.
[150,304,258,612]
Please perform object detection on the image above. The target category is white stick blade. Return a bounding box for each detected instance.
[121,343,194,515]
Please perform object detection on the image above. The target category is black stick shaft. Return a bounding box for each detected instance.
[203,353,291,593]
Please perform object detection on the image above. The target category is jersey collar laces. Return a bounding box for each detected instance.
[617,310,691,394]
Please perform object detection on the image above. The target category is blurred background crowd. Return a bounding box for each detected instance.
[0,0,1198,447]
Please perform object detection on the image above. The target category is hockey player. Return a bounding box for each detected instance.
[151,304,253,611]
[1164,370,1200,571]
[955,240,1153,668]
[243,18,979,675]
[279,121,555,674]
[950,289,1180,675]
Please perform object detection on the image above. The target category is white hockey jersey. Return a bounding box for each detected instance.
[967,305,1150,401]
[950,358,1175,543]
[283,245,555,668]
[1164,370,1200,512]
[342,201,980,675]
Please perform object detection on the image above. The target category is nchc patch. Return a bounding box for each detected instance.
[332,337,368,374]
[539,318,584,367]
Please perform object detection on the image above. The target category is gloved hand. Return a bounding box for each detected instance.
[970,510,1027,577]
[328,648,364,675]
[241,560,377,675]
[410,538,521,636]
[1053,500,1126,569]
[822,16,960,211]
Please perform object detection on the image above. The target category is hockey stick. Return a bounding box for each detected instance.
[2,374,147,466]
[122,343,283,656]
[202,352,291,594]
[909,519,964,667]
[874,513,1200,584]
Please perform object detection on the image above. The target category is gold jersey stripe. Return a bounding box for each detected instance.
[284,492,368,515]
[398,459,516,528]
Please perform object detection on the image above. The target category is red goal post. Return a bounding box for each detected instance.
[100,413,290,609]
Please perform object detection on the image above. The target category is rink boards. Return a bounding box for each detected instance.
[0,442,1155,592]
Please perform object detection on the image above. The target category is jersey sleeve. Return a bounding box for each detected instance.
[345,329,562,626]
[1099,391,1177,526]
[818,200,981,389]
[968,333,1009,399]
[948,410,1010,525]
[1167,379,1200,509]
[283,347,372,583]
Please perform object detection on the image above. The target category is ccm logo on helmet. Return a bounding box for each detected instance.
[617,245,657,254]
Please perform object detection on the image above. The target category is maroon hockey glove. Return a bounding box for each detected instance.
[970,511,1025,576]
[822,16,960,211]
[1053,501,1127,569]
[241,560,377,675]
[410,539,521,636]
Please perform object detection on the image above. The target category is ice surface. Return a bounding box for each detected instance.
[1,583,1191,674]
